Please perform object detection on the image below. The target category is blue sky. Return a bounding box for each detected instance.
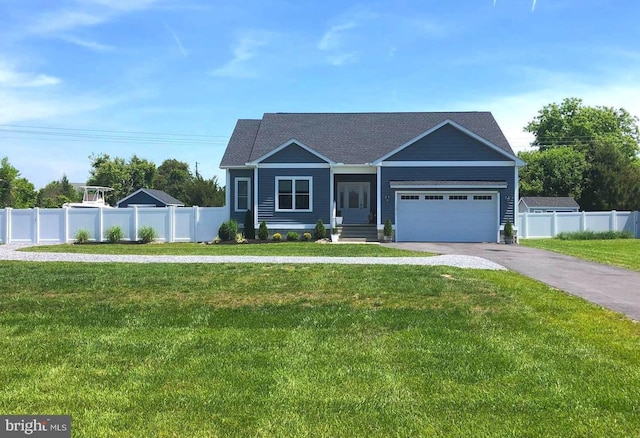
[1,0,640,189]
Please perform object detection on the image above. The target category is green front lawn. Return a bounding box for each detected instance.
[0,262,638,437]
[521,238,640,272]
[20,242,428,257]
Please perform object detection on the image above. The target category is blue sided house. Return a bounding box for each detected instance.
[220,112,524,242]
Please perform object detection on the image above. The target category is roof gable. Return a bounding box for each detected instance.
[375,120,518,163]
[251,139,333,164]
[117,188,184,207]
[221,112,517,167]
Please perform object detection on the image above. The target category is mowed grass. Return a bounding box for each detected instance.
[0,263,638,437]
[521,238,640,272]
[21,242,429,257]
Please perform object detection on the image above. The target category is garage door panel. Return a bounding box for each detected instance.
[396,193,497,242]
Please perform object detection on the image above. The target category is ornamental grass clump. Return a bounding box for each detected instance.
[138,226,157,244]
[74,229,90,244]
[105,225,124,243]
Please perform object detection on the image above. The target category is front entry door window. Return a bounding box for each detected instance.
[338,182,370,224]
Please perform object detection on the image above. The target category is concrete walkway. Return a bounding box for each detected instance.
[390,242,640,321]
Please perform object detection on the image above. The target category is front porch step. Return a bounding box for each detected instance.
[339,225,378,242]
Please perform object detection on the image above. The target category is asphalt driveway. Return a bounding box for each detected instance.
[389,242,640,321]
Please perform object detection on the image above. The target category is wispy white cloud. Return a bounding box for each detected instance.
[318,21,358,51]
[0,63,62,88]
[165,24,188,57]
[327,52,358,67]
[212,32,270,78]
[60,35,115,51]
[28,11,107,34]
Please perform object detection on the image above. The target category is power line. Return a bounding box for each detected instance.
[0,123,229,138]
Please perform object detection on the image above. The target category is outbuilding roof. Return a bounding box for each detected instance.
[220,112,515,167]
[520,197,580,208]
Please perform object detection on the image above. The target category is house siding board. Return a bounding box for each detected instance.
[257,168,330,224]
[388,124,511,161]
[334,174,377,221]
[261,143,327,163]
[229,169,254,223]
[380,166,515,225]
[119,192,164,207]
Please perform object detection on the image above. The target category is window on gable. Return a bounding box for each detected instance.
[235,177,251,212]
[276,177,312,212]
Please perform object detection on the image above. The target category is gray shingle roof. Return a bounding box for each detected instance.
[520,197,580,208]
[220,112,514,167]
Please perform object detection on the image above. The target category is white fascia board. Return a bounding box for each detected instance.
[220,165,250,170]
[248,139,335,165]
[380,161,515,167]
[265,223,317,230]
[391,184,507,189]
[372,119,522,164]
[252,163,331,169]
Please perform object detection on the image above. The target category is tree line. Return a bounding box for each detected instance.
[2,98,639,210]
[0,155,225,208]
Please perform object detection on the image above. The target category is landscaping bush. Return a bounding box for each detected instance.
[383,219,393,237]
[105,225,124,243]
[235,233,248,244]
[244,210,255,239]
[258,221,269,241]
[302,232,312,242]
[272,233,282,242]
[218,222,230,241]
[556,230,633,240]
[314,219,326,240]
[286,231,299,241]
[74,229,90,244]
[138,226,157,244]
[227,220,238,239]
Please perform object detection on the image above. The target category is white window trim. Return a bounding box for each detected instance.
[234,177,251,212]
[275,176,313,212]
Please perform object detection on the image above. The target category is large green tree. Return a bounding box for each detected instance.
[0,157,37,208]
[523,98,640,210]
[87,154,156,205]
[37,175,81,208]
[152,159,193,204]
[187,174,225,207]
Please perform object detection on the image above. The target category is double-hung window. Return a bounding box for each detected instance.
[276,177,312,212]
[235,177,251,212]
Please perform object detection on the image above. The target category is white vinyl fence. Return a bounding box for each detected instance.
[0,206,228,244]
[518,211,639,239]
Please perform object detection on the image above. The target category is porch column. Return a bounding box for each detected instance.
[329,166,335,229]
[376,165,381,228]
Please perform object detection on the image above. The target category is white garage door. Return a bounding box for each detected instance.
[396,193,498,242]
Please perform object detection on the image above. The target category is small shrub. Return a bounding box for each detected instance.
[235,233,248,244]
[314,219,326,240]
[244,210,255,239]
[504,220,514,239]
[218,222,230,241]
[302,232,312,241]
[383,219,393,237]
[556,230,633,240]
[286,231,299,241]
[74,229,90,244]
[272,233,282,242]
[105,225,124,243]
[258,221,269,241]
[227,220,238,240]
[138,226,157,244]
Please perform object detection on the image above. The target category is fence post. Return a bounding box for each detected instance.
[168,206,175,243]
[551,212,557,237]
[610,210,616,232]
[521,213,528,239]
[193,206,199,243]
[98,207,104,242]
[133,206,139,241]
[2,208,10,244]
[34,207,40,244]
[63,206,69,243]
[580,211,586,232]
